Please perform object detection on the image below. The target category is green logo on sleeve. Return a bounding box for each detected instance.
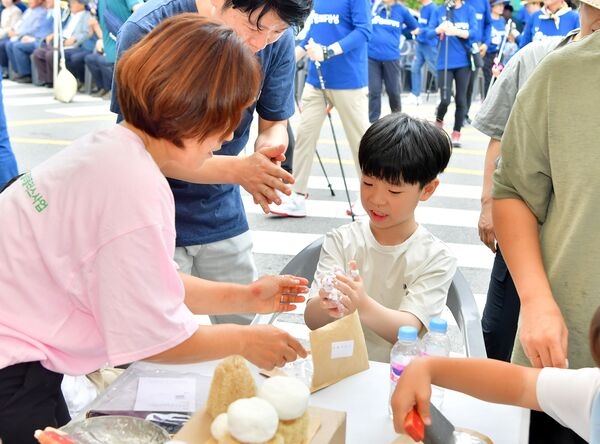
[20,172,48,213]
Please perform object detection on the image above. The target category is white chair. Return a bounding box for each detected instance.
[251,237,487,358]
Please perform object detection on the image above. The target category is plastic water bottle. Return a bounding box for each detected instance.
[421,317,451,408]
[389,325,420,416]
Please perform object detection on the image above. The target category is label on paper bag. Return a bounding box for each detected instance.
[330,340,354,359]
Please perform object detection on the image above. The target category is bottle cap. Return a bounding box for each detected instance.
[428,317,448,334]
[398,325,418,342]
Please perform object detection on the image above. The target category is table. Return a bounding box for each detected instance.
[85,359,530,444]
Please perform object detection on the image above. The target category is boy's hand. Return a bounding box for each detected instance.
[391,358,433,434]
[332,261,365,315]
[318,287,345,318]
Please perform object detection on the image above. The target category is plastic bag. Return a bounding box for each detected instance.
[61,375,98,418]
[54,59,78,103]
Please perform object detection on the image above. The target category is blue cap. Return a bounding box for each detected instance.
[398,325,418,341]
[428,317,448,334]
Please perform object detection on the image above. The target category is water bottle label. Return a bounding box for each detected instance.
[390,362,405,384]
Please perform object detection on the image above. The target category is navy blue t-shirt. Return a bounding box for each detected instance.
[111,0,296,246]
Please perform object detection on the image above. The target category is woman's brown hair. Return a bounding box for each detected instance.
[116,14,261,147]
[590,306,600,366]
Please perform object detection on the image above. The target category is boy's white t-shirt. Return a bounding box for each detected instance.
[0,125,198,375]
[311,219,457,362]
[536,367,600,442]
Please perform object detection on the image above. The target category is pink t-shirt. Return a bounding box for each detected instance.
[0,125,198,375]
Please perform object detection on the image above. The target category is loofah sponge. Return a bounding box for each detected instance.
[206,355,257,418]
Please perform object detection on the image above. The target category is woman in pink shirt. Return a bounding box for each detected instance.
[0,14,308,444]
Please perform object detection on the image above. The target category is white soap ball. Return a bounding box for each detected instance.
[258,376,310,420]
[210,413,229,440]
[227,397,279,443]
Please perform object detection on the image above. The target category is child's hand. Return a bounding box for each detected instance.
[318,287,345,318]
[332,261,365,315]
[391,358,433,434]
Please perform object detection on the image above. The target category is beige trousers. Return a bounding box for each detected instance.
[292,84,370,195]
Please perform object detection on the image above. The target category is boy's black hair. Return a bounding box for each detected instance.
[358,113,452,188]
[225,0,313,30]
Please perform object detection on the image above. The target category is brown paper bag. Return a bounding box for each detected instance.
[308,311,370,391]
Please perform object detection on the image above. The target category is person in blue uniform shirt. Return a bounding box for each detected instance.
[483,0,507,94]
[269,0,373,218]
[463,0,491,120]
[367,0,417,122]
[519,0,579,47]
[406,0,440,106]
[429,0,478,147]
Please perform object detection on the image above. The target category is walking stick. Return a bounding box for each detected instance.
[488,18,512,92]
[314,61,355,221]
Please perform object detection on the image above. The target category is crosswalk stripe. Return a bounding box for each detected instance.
[251,230,493,270]
[47,104,113,117]
[2,86,52,97]
[243,195,481,228]
[305,176,482,199]
[4,94,100,106]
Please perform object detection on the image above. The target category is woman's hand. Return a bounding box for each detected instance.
[249,275,308,314]
[519,297,568,368]
[241,325,308,369]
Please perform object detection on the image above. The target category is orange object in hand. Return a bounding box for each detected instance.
[34,429,76,444]
[404,407,425,442]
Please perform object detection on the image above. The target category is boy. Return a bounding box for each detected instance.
[391,304,600,443]
[304,113,457,363]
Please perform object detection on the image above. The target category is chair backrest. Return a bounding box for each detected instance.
[279,236,324,286]
[253,237,487,358]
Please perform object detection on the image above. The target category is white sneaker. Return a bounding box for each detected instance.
[269,192,307,217]
[404,93,422,106]
[346,199,367,217]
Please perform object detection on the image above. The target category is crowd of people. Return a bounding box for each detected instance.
[0,0,143,98]
[0,0,598,443]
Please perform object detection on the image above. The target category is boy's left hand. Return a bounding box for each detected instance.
[250,275,308,314]
[330,261,365,315]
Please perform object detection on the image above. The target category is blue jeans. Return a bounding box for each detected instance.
[410,41,438,96]
[368,57,401,123]
[7,40,36,77]
[0,80,17,189]
[84,52,114,91]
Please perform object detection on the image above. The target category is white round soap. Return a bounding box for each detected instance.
[210,413,229,440]
[227,397,279,443]
[258,376,310,420]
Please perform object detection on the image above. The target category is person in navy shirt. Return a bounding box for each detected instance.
[367,0,417,122]
[406,0,439,105]
[428,0,478,147]
[519,0,579,47]
[112,0,311,325]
